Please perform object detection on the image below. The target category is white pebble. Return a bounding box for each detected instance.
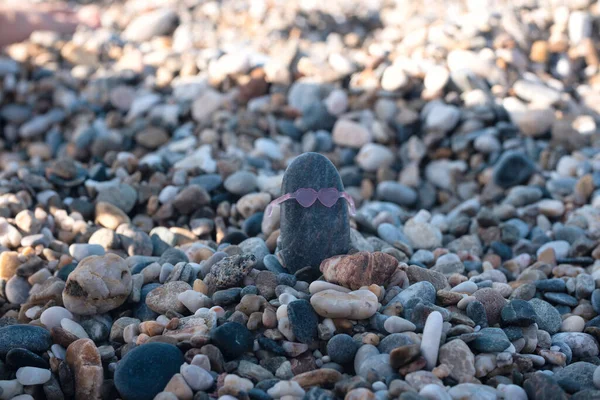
[191,354,211,371]
[278,293,297,305]
[561,315,585,332]
[25,306,42,319]
[60,318,89,339]
[40,306,73,329]
[421,311,443,370]
[451,281,478,294]
[267,381,305,398]
[180,364,214,391]
[51,344,66,360]
[11,395,34,400]
[276,305,288,319]
[224,374,253,392]
[178,290,210,313]
[308,281,351,294]
[419,383,452,400]
[497,384,527,400]
[384,316,416,333]
[16,367,51,385]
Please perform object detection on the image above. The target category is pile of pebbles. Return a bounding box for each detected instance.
[3,0,600,399]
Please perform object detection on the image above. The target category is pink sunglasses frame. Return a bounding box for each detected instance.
[266,187,356,217]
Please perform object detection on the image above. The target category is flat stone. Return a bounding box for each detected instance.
[279,153,351,274]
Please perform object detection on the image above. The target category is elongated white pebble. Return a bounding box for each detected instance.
[421,311,443,370]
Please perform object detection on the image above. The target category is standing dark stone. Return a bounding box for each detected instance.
[279,152,350,275]
[287,299,319,344]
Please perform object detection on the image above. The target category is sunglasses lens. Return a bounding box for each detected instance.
[295,189,317,207]
[319,188,339,207]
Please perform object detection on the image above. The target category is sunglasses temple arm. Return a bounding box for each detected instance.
[265,193,294,217]
[340,192,356,216]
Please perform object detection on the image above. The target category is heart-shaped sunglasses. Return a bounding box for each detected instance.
[266,187,356,217]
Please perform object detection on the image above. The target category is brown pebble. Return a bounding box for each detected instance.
[65,339,103,400]
[164,373,193,400]
[345,388,375,400]
[390,344,421,368]
[51,327,80,348]
[292,368,343,389]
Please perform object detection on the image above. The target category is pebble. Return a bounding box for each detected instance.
[327,334,360,364]
[438,339,476,382]
[180,364,214,391]
[310,289,379,320]
[287,300,319,344]
[332,120,371,148]
[0,2,599,399]
[114,343,184,400]
[16,367,51,385]
[552,333,599,358]
[0,325,52,357]
[530,299,563,335]
[63,254,132,315]
[421,311,443,370]
[210,322,254,360]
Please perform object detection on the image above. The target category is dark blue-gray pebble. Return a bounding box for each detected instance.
[56,263,76,281]
[0,325,52,357]
[241,286,258,296]
[263,255,286,274]
[491,241,512,260]
[114,343,184,400]
[378,333,414,354]
[257,336,286,356]
[277,273,297,287]
[243,213,264,237]
[503,326,523,341]
[471,328,510,352]
[158,248,188,265]
[287,300,319,344]
[210,322,254,360]
[212,288,243,306]
[248,388,273,400]
[501,299,537,327]
[544,292,579,307]
[189,174,223,192]
[535,279,567,292]
[592,289,600,314]
[220,231,249,245]
[6,348,50,369]
[327,334,360,365]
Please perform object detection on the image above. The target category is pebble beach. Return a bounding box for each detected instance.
[2,0,600,399]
